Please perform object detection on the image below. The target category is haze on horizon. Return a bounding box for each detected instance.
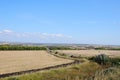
[0,0,120,45]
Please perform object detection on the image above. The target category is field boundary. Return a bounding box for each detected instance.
[0,48,81,78]
[0,60,80,78]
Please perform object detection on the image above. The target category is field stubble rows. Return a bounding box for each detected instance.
[0,51,73,74]
[57,50,120,58]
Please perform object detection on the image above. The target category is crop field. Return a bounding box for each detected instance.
[0,51,73,74]
[57,50,120,58]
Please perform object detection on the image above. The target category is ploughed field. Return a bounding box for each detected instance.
[0,51,73,74]
[57,50,120,58]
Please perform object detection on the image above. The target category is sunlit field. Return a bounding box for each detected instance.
[57,50,120,58]
[0,51,73,74]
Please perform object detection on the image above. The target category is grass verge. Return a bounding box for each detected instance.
[0,62,101,80]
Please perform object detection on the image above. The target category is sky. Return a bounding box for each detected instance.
[0,0,120,45]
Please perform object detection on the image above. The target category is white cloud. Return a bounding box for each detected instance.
[3,30,13,33]
[0,30,13,35]
[41,33,72,38]
[0,29,73,42]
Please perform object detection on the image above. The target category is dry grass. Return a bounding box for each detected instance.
[93,66,120,80]
[0,62,101,80]
[0,51,73,74]
[57,50,120,58]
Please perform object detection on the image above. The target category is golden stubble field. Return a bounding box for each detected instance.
[57,50,120,58]
[0,51,73,74]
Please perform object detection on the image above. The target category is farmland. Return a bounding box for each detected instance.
[0,51,73,74]
[0,46,120,80]
[56,50,120,58]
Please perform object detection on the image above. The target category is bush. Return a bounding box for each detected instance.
[95,54,110,65]
[55,51,58,54]
[110,58,120,66]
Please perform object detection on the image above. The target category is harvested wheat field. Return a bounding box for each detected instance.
[0,51,73,74]
[57,50,120,58]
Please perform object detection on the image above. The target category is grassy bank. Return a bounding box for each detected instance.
[0,62,107,80]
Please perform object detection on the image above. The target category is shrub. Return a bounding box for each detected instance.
[55,51,58,54]
[110,58,120,66]
[95,54,110,65]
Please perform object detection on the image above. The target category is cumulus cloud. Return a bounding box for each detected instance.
[2,30,13,33]
[0,29,73,42]
[0,30,14,35]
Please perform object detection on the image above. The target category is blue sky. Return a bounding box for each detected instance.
[0,0,120,45]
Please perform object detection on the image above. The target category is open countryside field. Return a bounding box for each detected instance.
[0,51,73,74]
[57,50,120,58]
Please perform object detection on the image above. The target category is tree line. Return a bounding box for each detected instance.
[0,45,46,50]
[48,46,73,50]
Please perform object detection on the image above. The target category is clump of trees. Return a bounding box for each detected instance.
[0,45,46,50]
